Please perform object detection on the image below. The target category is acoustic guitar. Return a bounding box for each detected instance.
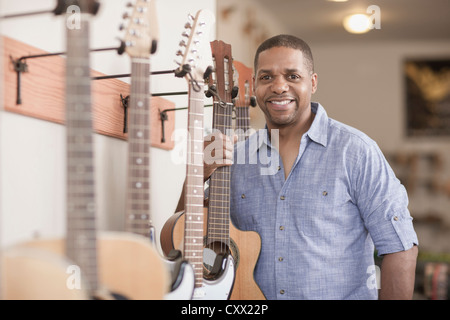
[204,42,265,300]
[160,10,236,300]
[2,0,169,300]
[120,0,195,300]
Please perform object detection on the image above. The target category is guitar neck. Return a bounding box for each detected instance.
[183,84,206,288]
[125,59,152,238]
[207,41,233,245]
[235,106,250,133]
[65,17,99,293]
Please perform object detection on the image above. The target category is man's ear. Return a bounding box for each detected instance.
[311,73,318,94]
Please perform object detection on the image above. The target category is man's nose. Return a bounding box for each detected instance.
[271,76,289,94]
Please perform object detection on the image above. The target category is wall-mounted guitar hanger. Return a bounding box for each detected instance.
[11,46,122,105]
[10,48,194,140]
[3,35,176,150]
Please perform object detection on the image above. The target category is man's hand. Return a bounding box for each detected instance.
[175,132,237,212]
[203,131,237,181]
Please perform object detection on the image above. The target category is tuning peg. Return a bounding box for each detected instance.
[188,14,195,21]
[181,31,189,38]
[179,40,186,47]
[151,40,158,55]
[184,22,192,29]
[203,66,214,81]
[122,12,129,19]
[176,50,183,56]
[231,86,239,99]
[119,23,125,31]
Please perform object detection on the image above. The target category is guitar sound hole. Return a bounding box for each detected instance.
[202,238,240,280]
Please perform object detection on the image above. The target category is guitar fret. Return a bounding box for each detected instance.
[185,204,204,208]
[208,205,230,210]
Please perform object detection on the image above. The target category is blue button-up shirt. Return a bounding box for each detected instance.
[229,102,418,300]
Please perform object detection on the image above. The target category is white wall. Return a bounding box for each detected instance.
[0,0,216,250]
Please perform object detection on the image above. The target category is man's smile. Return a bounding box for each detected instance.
[267,98,296,111]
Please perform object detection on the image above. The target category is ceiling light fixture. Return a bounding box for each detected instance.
[343,13,371,34]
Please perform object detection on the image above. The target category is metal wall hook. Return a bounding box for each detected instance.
[11,46,122,105]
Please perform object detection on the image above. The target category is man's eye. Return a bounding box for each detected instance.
[259,75,271,80]
[288,74,300,80]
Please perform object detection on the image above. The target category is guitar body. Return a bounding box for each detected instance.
[161,210,235,300]
[2,246,89,300]
[163,255,195,300]
[3,232,169,300]
[161,208,265,300]
[193,256,235,300]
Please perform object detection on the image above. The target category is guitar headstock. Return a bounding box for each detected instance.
[233,60,256,108]
[121,0,159,58]
[175,9,215,83]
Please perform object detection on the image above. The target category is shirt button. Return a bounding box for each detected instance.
[393,216,399,221]
[241,194,246,199]
[279,226,285,230]
[278,257,284,262]
[322,191,328,196]
[280,290,285,295]
[277,166,281,171]
[280,196,286,200]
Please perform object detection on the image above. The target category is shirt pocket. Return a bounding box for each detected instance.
[230,184,264,232]
[290,185,356,237]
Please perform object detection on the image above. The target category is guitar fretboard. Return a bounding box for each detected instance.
[235,106,250,133]
[125,59,152,238]
[65,18,98,294]
[183,84,206,288]
[206,41,233,247]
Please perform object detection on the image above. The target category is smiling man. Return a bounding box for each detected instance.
[175,34,420,300]
[225,34,419,300]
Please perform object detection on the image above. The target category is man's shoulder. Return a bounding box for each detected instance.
[327,116,377,149]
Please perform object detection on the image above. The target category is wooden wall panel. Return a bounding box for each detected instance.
[2,36,175,150]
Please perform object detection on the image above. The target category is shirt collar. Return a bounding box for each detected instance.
[306,102,328,148]
[252,102,329,153]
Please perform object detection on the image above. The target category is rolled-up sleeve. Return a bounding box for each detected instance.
[354,142,419,256]
[366,205,419,255]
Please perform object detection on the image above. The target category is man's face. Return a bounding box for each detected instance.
[253,47,318,128]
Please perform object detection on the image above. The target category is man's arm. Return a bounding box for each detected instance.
[379,245,418,300]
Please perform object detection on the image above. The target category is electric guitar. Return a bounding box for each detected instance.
[2,0,169,300]
[205,41,265,300]
[160,9,236,300]
[120,0,195,300]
